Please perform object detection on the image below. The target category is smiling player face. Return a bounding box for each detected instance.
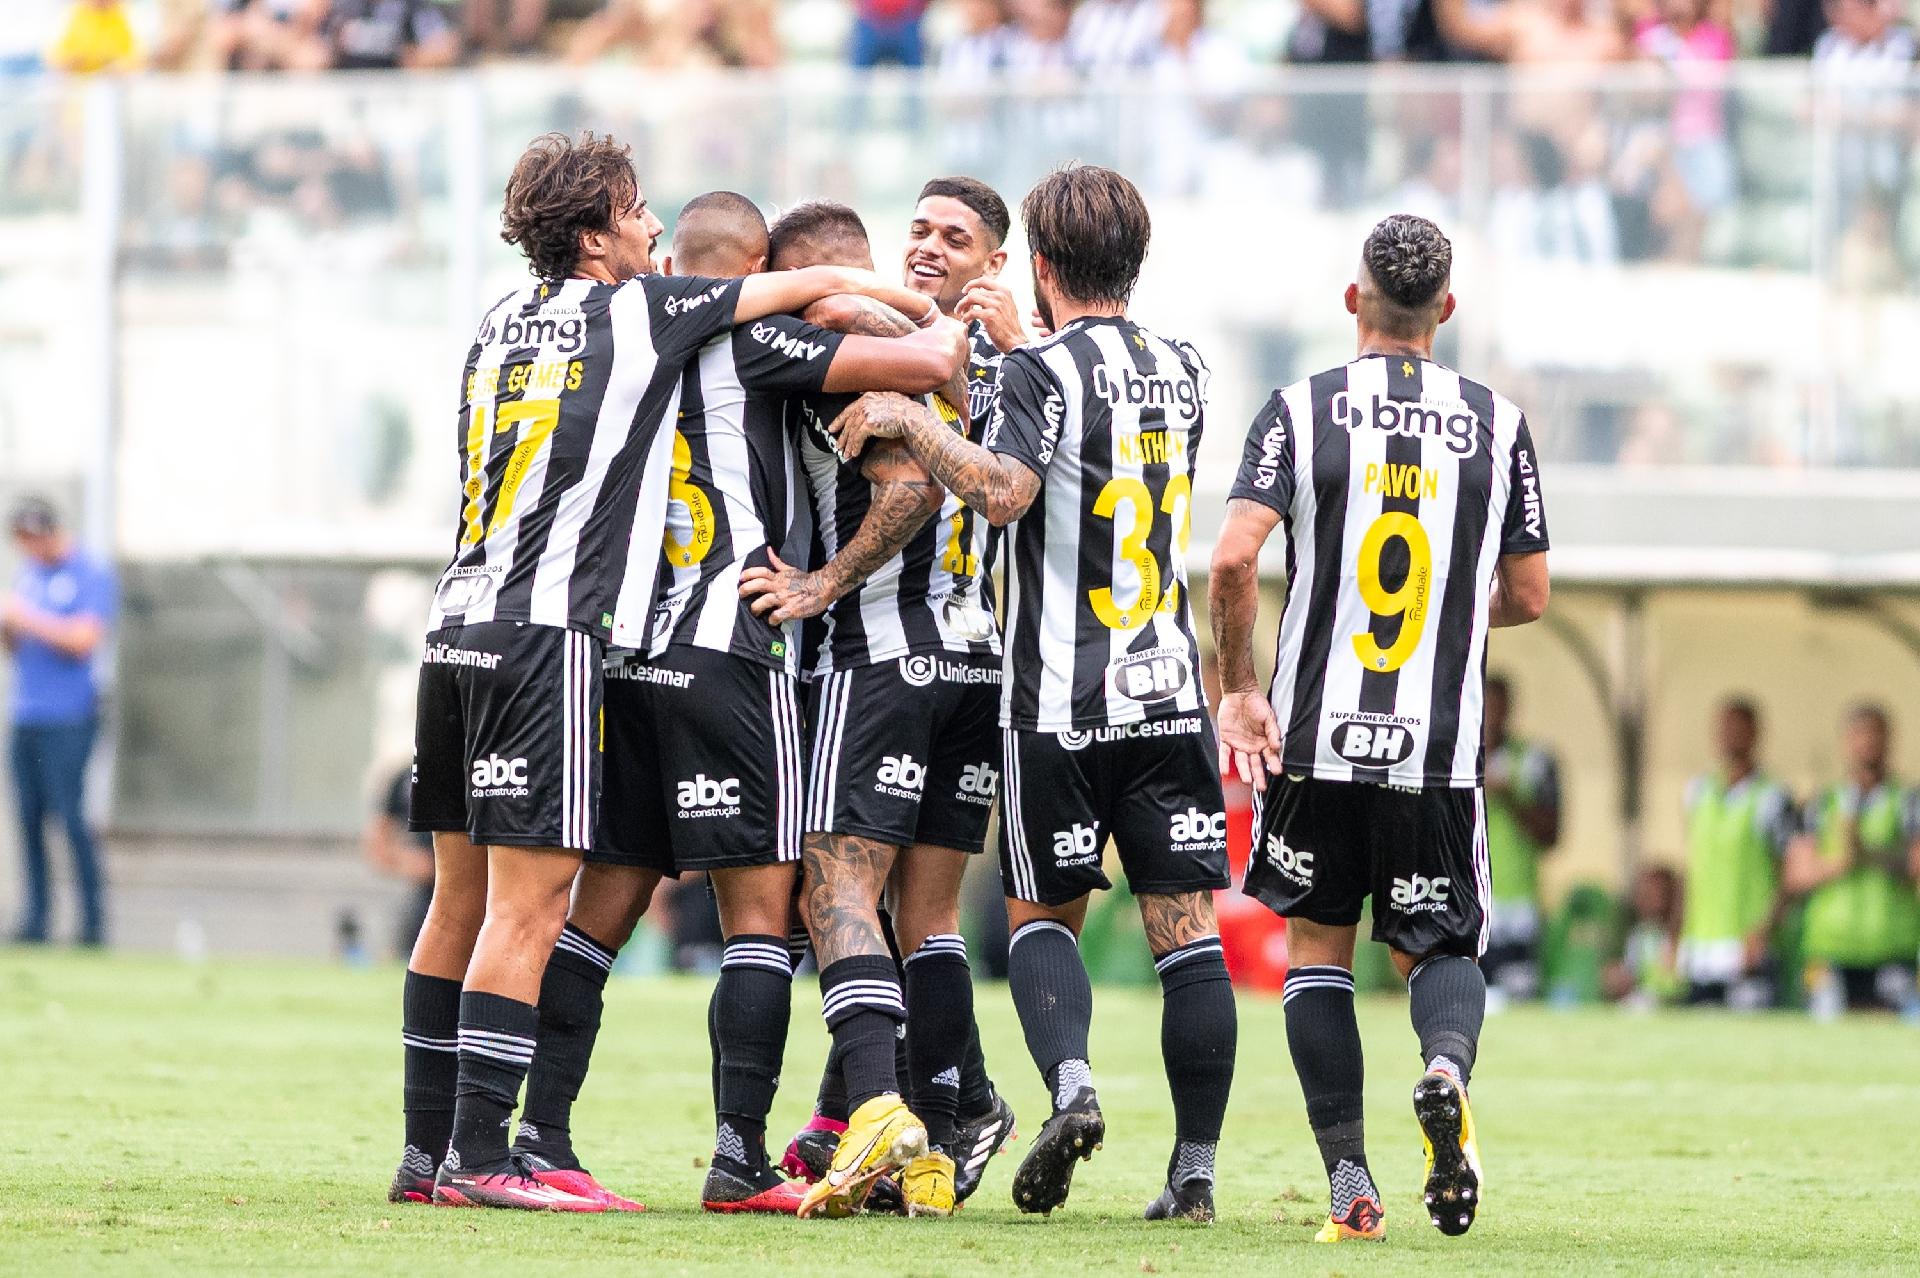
[903,196,999,315]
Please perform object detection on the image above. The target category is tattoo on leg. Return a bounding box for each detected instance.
[801,832,899,966]
[1139,891,1219,957]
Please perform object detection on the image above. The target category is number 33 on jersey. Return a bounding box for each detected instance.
[984,317,1209,732]
[1229,353,1549,788]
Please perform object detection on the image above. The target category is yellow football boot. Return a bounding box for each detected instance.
[901,1150,956,1217]
[797,1095,928,1219]
[1314,1195,1385,1242]
[1414,1069,1483,1236]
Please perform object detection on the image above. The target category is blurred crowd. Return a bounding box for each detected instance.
[1481,684,1920,1020]
[8,0,1920,76]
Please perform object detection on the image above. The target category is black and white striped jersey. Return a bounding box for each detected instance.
[642,316,847,674]
[1229,354,1550,790]
[792,375,1002,677]
[426,273,743,641]
[985,317,1209,732]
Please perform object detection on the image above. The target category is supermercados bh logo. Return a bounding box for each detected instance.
[498,305,588,356]
[434,564,502,615]
[1330,712,1422,768]
[1106,647,1192,705]
[677,773,741,819]
[471,754,530,799]
[1168,807,1226,853]
[662,282,726,317]
[1092,364,1200,421]
[749,322,828,362]
[1331,390,1479,457]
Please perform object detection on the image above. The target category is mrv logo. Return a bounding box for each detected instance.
[496,308,588,356]
[1331,391,1479,457]
[1052,822,1101,866]
[1092,365,1200,420]
[1334,722,1417,767]
[750,323,828,362]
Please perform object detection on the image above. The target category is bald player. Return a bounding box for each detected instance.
[507,191,971,1214]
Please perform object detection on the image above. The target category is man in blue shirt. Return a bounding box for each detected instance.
[4,497,116,945]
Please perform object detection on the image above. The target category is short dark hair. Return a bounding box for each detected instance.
[1362,214,1452,311]
[8,495,58,537]
[673,190,768,273]
[1849,702,1890,731]
[500,131,638,281]
[918,176,1012,248]
[1722,696,1759,724]
[1486,673,1512,700]
[768,200,871,270]
[1020,164,1150,307]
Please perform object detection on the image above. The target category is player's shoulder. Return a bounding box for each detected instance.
[1128,321,1210,376]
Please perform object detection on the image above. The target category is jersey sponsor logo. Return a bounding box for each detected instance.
[606,662,695,688]
[1515,446,1544,540]
[957,761,1000,805]
[1092,365,1201,421]
[662,283,727,318]
[898,654,1001,688]
[1051,821,1101,868]
[1251,421,1287,491]
[1333,721,1417,767]
[433,565,502,615]
[875,754,927,799]
[423,641,501,671]
[1056,716,1206,751]
[748,322,829,363]
[899,654,938,688]
[470,754,530,799]
[497,306,588,357]
[1390,874,1451,912]
[1105,648,1193,705]
[1168,807,1227,850]
[1264,833,1314,886]
[1331,391,1479,457]
[677,773,742,819]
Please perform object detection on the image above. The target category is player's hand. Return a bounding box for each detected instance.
[738,549,835,624]
[827,391,915,458]
[955,277,1031,353]
[1216,690,1282,793]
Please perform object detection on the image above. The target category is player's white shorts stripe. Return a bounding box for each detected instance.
[770,673,802,863]
[1000,728,1035,902]
[1472,787,1492,957]
[808,672,851,832]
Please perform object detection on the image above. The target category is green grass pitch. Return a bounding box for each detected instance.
[5,949,1917,1275]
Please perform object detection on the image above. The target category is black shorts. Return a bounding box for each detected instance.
[805,654,1002,853]
[1245,776,1488,959]
[410,622,602,851]
[590,646,806,876]
[998,714,1229,906]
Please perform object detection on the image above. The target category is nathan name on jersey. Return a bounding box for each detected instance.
[645,315,848,673]
[985,316,1209,732]
[427,273,745,640]
[792,384,1000,676]
[1231,354,1549,790]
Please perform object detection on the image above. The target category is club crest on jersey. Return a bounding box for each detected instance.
[1105,647,1192,705]
[1330,390,1478,457]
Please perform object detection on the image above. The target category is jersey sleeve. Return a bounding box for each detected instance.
[639,274,745,364]
[1500,415,1550,555]
[982,350,1067,475]
[730,316,846,396]
[1756,785,1799,856]
[1226,390,1296,514]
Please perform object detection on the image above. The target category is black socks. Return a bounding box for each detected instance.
[448,990,538,1171]
[1155,937,1236,1187]
[516,924,615,1169]
[712,934,794,1176]
[1283,964,1377,1216]
[1408,955,1486,1084]
[903,933,972,1153]
[819,955,907,1110]
[400,970,462,1170]
[1007,920,1094,1110]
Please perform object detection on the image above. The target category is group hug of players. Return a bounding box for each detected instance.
[392,131,1551,1244]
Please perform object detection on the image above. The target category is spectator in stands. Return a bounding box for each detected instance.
[569,0,778,69]
[1785,705,1920,1015]
[1294,0,1448,62]
[464,0,573,58]
[1677,697,1796,1009]
[363,763,434,959]
[1433,0,1628,63]
[1604,864,1683,1006]
[1635,0,1736,260]
[320,0,461,69]
[1765,0,1828,55]
[1814,0,1916,228]
[49,0,140,73]
[1002,0,1076,74]
[940,0,1009,73]
[1489,129,1620,263]
[1070,0,1164,70]
[207,0,332,71]
[1482,675,1563,1003]
[4,497,117,948]
[850,0,928,67]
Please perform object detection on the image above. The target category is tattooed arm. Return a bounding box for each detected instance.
[831,391,1040,527]
[805,295,970,425]
[738,429,943,625]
